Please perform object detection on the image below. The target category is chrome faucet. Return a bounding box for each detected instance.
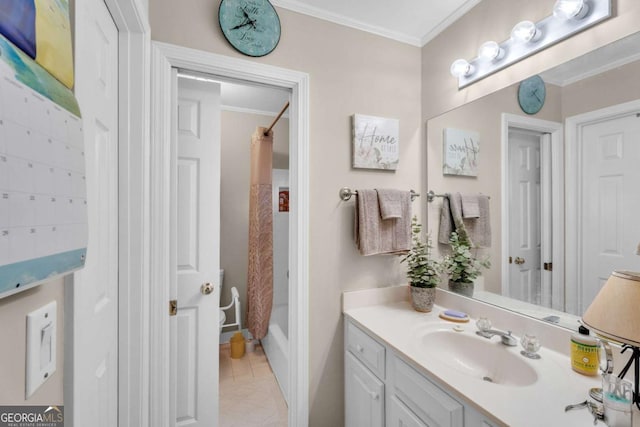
[475,318,518,346]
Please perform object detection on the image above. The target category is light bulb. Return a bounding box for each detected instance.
[553,0,589,20]
[478,41,504,61]
[450,59,474,78]
[511,21,540,43]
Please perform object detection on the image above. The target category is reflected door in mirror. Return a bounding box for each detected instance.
[578,113,640,314]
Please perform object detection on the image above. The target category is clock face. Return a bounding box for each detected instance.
[518,75,546,115]
[219,0,281,57]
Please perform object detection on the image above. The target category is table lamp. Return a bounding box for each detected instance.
[582,270,640,410]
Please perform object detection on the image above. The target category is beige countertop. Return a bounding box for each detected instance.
[343,287,615,427]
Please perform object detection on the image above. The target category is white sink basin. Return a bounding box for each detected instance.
[422,330,538,387]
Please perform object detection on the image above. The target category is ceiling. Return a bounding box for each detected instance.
[270,0,481,46]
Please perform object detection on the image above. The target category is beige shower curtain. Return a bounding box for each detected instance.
[247,127,274,340]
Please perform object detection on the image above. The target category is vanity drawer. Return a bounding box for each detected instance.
[390,355,463,427]
[388,395,428,427]
[346,320,386,380]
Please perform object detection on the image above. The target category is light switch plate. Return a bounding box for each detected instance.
[26,301,57,398]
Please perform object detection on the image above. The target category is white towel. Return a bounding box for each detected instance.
[354,189,411,256]
[376,189,408,219]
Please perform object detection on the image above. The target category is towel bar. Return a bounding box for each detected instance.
[426,190,490,203]
[339,187,419,202]
[427,190,446,203]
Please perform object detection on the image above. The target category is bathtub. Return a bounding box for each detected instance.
[262,302,288,403]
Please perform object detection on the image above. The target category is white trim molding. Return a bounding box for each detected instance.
[270,0,481,47]
[564,99,640,315]
[501,114,564,310]
[66,2,151,427]
[150,41,310,427]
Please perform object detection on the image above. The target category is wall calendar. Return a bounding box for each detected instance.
[0,32,86,298]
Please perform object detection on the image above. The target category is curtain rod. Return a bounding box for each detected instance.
[264,101,290,136]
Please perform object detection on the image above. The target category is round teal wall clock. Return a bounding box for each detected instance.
[517,75,546,115]
[219,0,281,57]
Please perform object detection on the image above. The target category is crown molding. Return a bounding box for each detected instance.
[270,0,422,47]
[222,104,290,118]
[420,0,481,46]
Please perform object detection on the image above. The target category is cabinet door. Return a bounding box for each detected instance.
[345,352,384,427]
[388,396,428,427]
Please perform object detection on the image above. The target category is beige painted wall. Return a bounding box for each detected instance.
[561,58,640,117]
[150,3,422,425]
[421,0,640,120]
[220,110,289,329]
[0,281,65,405]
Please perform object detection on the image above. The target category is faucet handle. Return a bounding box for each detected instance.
[501,331,518,347]
[476,317,492,332]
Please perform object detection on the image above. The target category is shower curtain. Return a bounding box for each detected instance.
[247,127,274,340]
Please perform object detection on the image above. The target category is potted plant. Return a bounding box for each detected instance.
[442,231,490,297]
[401,216,440,312]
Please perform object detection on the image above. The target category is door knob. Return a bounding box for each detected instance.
[200,282,214,295]
[514,257,525,265]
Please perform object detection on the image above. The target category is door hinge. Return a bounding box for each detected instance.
[169,300,178,316]
[544,262,553,271]
[509,256,512,264]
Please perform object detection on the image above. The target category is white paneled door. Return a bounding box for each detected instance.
[507,129,542,305]
[579,113,640,312]
[69,0,119,426]
[173,76,221,426]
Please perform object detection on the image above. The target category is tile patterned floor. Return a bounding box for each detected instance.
[219,343,288,427]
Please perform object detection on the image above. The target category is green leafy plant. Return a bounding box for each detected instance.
[401,216,440,288]
[442,231,490,284]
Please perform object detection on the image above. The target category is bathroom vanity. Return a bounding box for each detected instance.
[343,286,606,427]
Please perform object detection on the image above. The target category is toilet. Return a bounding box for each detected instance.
[219,269,241,334]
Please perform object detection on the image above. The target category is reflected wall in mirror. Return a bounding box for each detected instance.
[427,32,640,331]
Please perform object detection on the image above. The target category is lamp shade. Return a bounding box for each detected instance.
[582,271,640,347]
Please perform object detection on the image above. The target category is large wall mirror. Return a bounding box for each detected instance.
[427,31,640,331]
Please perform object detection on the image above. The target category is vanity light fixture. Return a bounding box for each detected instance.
[553,0,589,20]
[582,271,640,410]
[478,41,504,62]
[450,59,474,78]
[451,0,611,89]
[511,21,541,44]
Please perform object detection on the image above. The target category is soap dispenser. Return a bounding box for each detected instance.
[571,325,599,376]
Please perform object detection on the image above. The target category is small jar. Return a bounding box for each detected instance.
[570,325,599,376]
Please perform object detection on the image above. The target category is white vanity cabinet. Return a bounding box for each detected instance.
[345,318,497,427]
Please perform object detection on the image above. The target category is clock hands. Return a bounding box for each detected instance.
[231,7,257,31]
[230,19,254,30]
[531,88,542,103]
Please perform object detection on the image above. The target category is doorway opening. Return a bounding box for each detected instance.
[150,42,309,427]
[177,71,292,424]
[501,114,563,311]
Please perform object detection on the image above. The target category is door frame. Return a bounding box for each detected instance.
[500,114,563,309]
[150,41,310,427]
[65,1,150,427]
[564,99,640,314]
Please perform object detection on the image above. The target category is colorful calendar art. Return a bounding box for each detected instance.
[0,33,85,298]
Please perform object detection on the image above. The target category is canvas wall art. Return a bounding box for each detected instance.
[352,114,399,170]
[443,128,479,177]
